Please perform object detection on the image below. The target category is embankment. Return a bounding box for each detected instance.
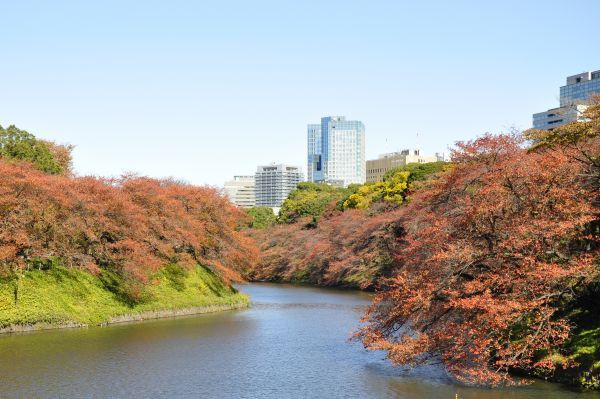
[0,265,249,334]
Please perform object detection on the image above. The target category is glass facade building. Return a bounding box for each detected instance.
[306,124,322,182]
[533,69,600,130]
[560,70,600,107]
[307,116,366,187]
[532,105,587,131]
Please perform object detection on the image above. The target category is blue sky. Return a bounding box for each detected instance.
[2,0,599,186]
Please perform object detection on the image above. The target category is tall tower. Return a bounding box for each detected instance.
[307,116,365,187]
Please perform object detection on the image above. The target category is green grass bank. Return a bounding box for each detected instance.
[0,265,249,333]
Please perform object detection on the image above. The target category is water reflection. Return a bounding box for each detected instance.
[0,283,596,398]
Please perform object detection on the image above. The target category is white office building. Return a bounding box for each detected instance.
[255,164,303,208]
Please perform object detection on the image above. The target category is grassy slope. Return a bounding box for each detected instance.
[0,265,248,328]
[569,327,600,371]
[562,326,600,389]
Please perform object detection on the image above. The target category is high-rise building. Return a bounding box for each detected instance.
[366,149,438,183]
[255,164,303,209]
[223,175,256,208]
[307,116,365,187]
[560,71,600,107]
[306,124,322,183]
[533,69,600,130]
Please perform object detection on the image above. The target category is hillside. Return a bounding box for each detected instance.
[0,126,257,331]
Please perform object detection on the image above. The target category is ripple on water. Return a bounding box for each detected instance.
[0,283,596,399]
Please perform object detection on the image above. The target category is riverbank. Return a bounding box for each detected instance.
[0,265,249,334]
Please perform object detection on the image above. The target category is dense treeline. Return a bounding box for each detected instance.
[247,98,600,387]
[0,127,257,306]
[247,162,446,288]
[248,207,404,288]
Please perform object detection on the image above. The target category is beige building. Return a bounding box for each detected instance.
[366,149,439,182]
[224,176,256,208]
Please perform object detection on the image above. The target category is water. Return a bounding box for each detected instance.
[0,283,597,398]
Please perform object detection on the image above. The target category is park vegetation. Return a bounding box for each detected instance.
[244,206,277,229]
[0,125,257,328]
[246,162,447,288]
[0,125,73,175]
[247,98,600,388]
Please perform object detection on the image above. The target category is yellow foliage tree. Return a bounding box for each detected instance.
[344,171,410,209]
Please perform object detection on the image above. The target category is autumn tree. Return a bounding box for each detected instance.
[0,161,257,305]
[525,94,600,196]
[248,163,448,287]
[356,132,599,385]
[41,140,75,176]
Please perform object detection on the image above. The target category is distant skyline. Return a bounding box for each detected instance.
[2,1,600,186]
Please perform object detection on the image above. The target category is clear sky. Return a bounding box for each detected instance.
[2,0,600,186]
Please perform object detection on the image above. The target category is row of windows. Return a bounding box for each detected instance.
[561,81,600,95]
[367,168,389,174]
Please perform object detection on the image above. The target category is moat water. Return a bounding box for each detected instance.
[0,283,597,398]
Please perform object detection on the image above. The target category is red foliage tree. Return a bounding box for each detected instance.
[356,132,599,385]
[248,204,405,289]
[0,160,257,303]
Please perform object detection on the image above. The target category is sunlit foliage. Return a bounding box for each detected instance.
[357,129,599,386]
[277,182,348,223]
[343,171,410,209]
[0,125,72,175]
[245,206,277,229]
[0,161,258,305]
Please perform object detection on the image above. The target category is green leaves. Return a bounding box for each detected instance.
[246,206,277,229]
[0,125,66,174]
[382,161,447,185]
[278,183,347,224]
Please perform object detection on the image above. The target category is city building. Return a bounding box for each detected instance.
[560,70,600,107]
[533,69,600,130]
[223,175,256,208]
[435,152,451,162]
[255,164,303,209]
[307,116,365,187]
[366,149,438,183]
[533,104,589,131]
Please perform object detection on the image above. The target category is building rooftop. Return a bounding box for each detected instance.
[377,149,422,159]
[565,70,600,86]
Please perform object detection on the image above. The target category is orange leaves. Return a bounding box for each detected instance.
[0,160,257,290]
[247,208,404,289]
[357,132,600,386]
[248,130,599,386]
[0,244,18,262]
